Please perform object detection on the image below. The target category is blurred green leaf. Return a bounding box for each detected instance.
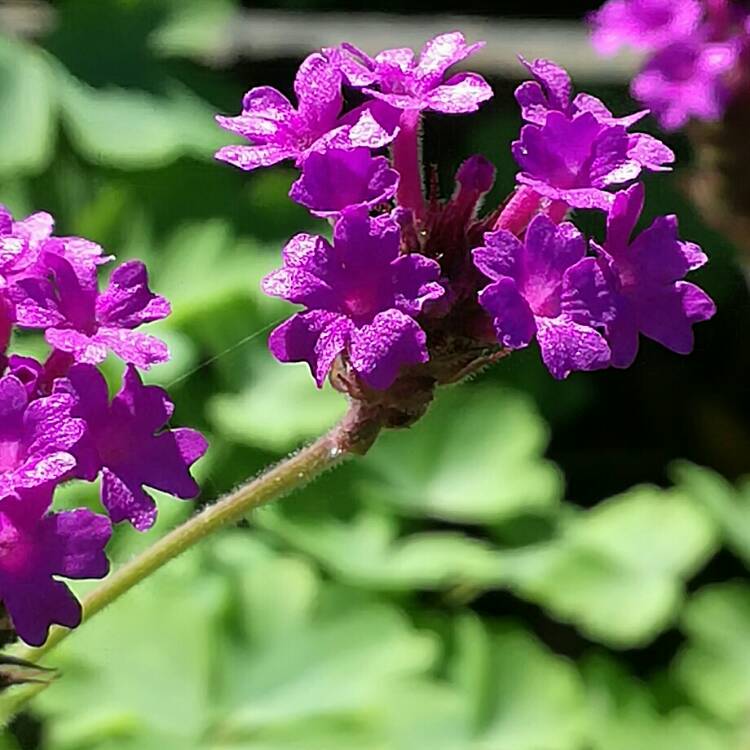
[209,359,345,453]
[676,583,750,724]
[450,616,587,750]
[502,485,718,647]
[257,476,507,589]
[0,36,55,176]
[150,0,236,59]
[583,655,731,750]
[57,74,225,168]
[361,386,563,524]
[673,461,750,567]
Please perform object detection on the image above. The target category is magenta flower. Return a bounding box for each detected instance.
[0,373,84,497]
[0,486,110,646]
[515,57,648,128]
[473,214,611,379]
[331,32,493,115]
[290,148,399,218]
[589,0,704,55]
[631,37,740,131]
[57,365,208,532]
[589,183,716,367]
[13,253,170,369]
[263,208,445,389]
[215,52,396,172]
[512,110,673,210]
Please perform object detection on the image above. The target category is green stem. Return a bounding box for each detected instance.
[1,400,382,721]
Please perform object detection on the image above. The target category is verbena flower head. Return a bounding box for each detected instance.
[473,215,611,379]
[290,148,399,218]
[512,111,674,210]
[590,183,716,366]
[215,52,396,172]
[0,203,207,644]
[631,37,740,130]
[589,0,704,55]
[58,365,208,532]
[262,208,445,390]
[0,486,110,646]
[330,32,493,115]
[220,42,712,394]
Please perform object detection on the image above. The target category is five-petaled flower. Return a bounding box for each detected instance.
[263,208,445,390]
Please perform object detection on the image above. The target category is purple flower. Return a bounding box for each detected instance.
[589,0,704,55]
[0,373,84,497]
[290,148,399,218]
[513,110,673,211]
[215,52,396,172]
[13,254,170,369]
[0,486,110,646]
[631,37,740,131]
[588,183,716,367]
[331,32,493,115]
[262,208,445,389]
[515,57,648,127]
[57,365,208,532]
[473,214,611,379]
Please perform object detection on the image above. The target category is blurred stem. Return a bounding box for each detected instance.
[392,109,426,220]
[1,400,383,723]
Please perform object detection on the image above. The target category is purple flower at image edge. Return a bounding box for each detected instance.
[12,253,171,370]
[631,37,740,131]
[0,372,84,497]
[0,486,111,646]
[57,365,208,532]
[588,182,716,367]
[588,0,704,55]
[262,207,445,390]
[473,214,611,379]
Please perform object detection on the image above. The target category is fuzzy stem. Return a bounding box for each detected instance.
[392,109,426,220]
[1,401,383,721]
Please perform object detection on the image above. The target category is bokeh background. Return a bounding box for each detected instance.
[2,0,750,748]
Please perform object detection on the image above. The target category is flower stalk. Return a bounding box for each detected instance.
[392,109,426,220]
[0,400,384,721]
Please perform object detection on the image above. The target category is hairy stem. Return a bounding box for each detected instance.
[392,109,426,220]
[1,400,383,721]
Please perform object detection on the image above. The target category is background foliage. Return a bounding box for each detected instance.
[2,0,750,747]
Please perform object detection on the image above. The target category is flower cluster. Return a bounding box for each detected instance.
[589,0,749,131]
[0,208,207,645]
[216,33,714,417]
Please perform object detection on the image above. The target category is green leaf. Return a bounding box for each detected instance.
[676,583,750,723]
[33,551,225,748]
[30,534,438,749]
[209,358,346,452]
[0,37,55,176]
[57,72,225,168]
[583,654,731,750]
[672,461,750,567]
[258,497,506,590]
[360,386,563,524]
[503,485,718,647]
[213,536,437,735]
[449,617,586,750]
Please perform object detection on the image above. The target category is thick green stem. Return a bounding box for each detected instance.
[1,400,382,721]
